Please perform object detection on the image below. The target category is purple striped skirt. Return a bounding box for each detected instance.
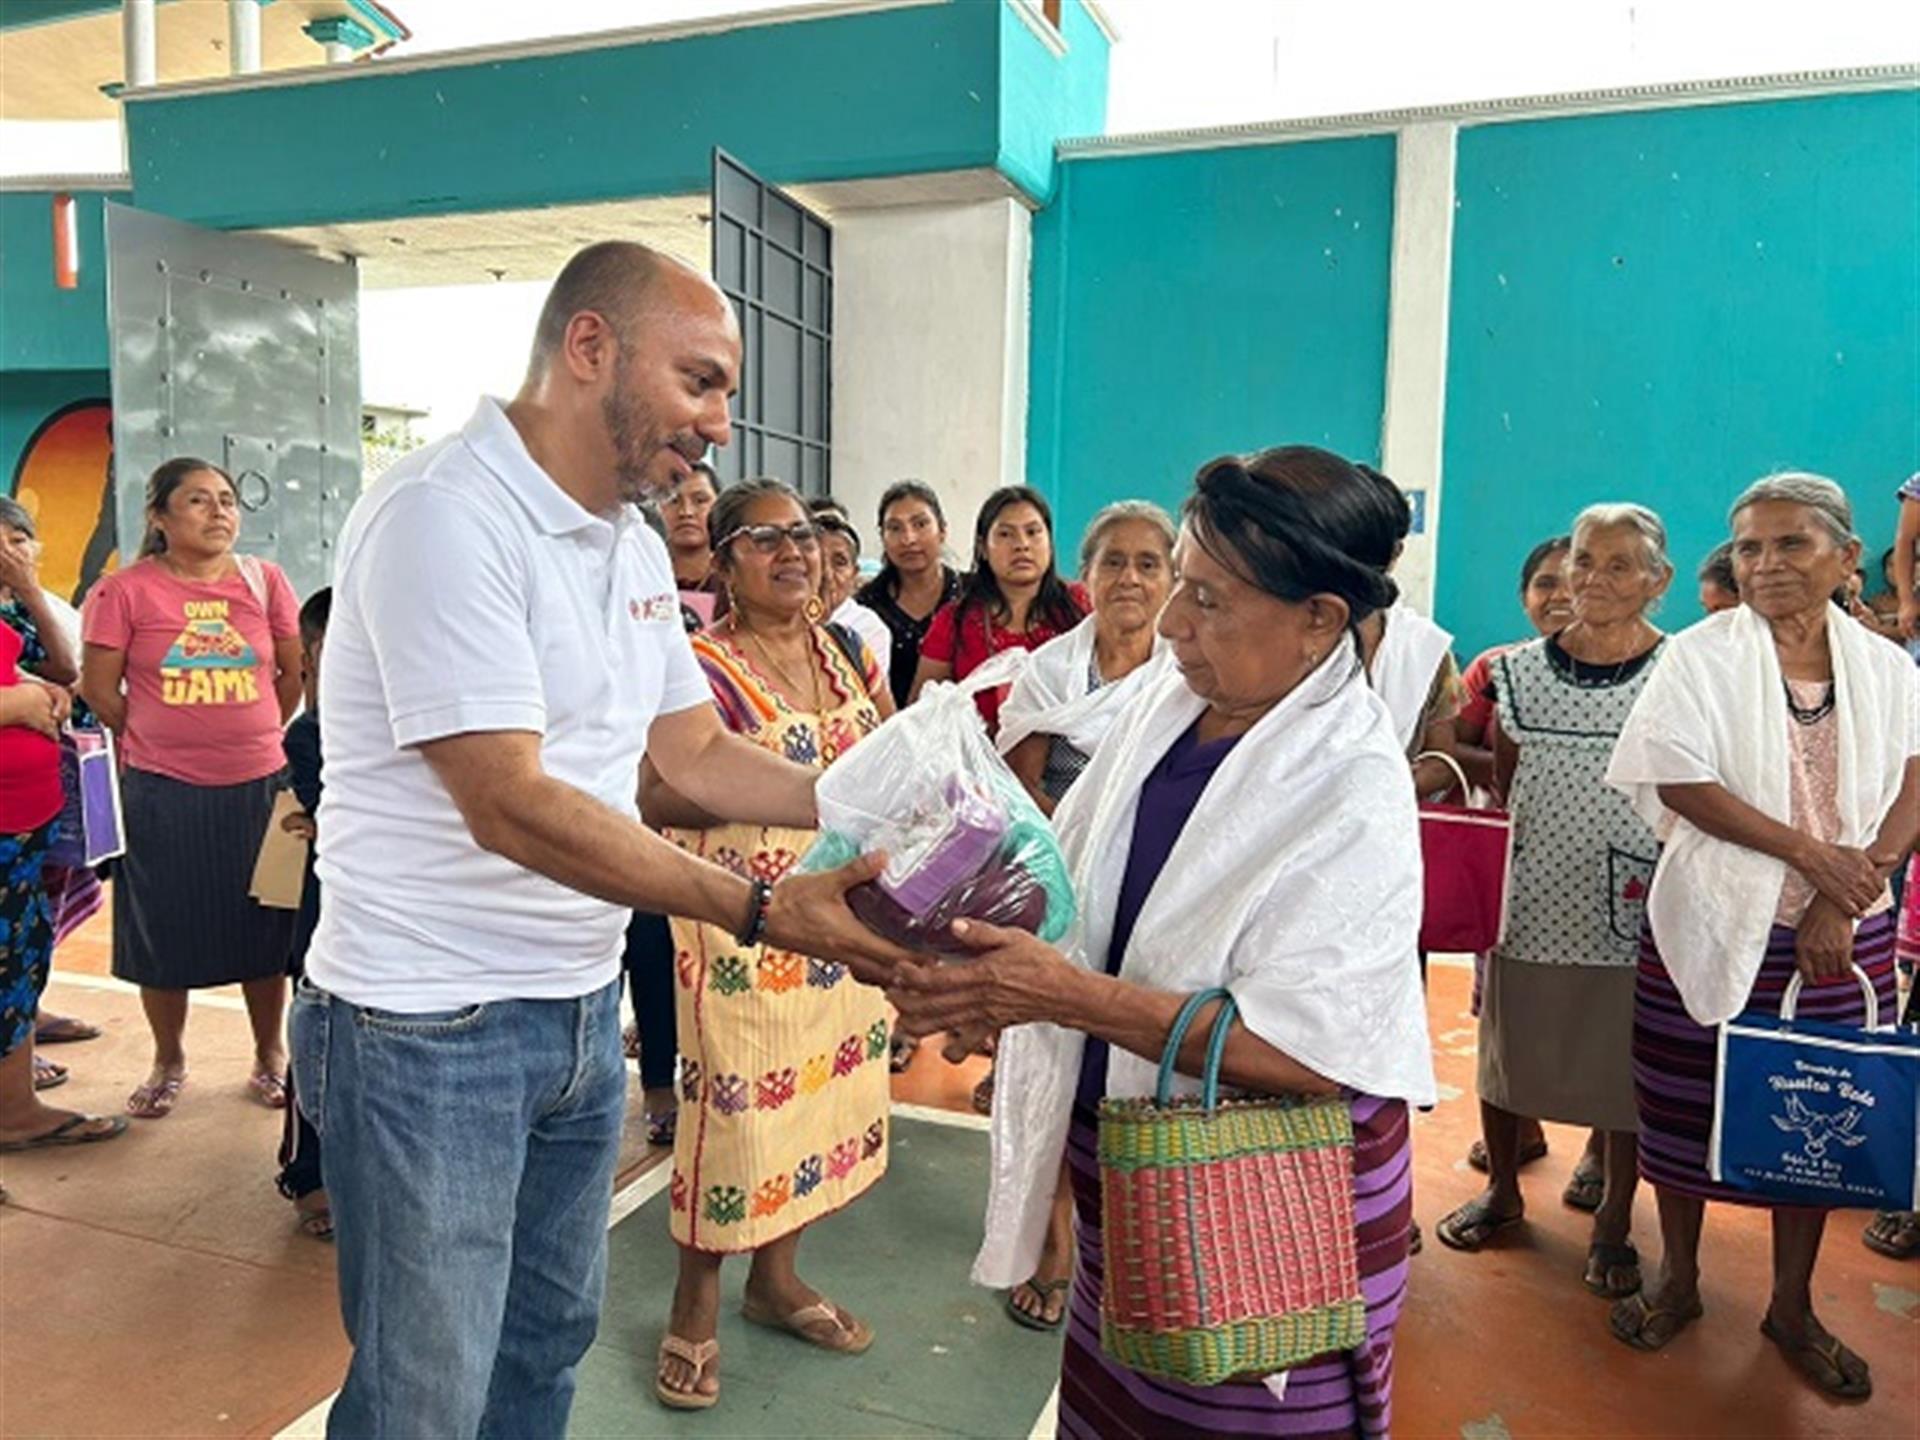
[1057,1094,1413,1439]
[1633,911,1897,1206]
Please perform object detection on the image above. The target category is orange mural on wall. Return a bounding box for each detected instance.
[7,401,118,606]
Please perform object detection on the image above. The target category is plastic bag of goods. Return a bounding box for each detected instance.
[801,654,1075,956]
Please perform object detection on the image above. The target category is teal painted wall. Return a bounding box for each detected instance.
[997,0,1110,202]
[1439,90,1920,658]
[1,369,108,492]
[127,4,1010,229]
[1026,136,1398,552]
[0,190,110,371]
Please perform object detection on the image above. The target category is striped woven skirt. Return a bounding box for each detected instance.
[112,768,293,990]
[1057,1095,1412,1439]
[1633,912,1897,1206]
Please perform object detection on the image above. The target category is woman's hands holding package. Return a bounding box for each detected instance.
[885,918,1077,1048]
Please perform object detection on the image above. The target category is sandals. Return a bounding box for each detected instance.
[1760,1315,1872,1401]
[1862,1209,1920,1259]
[0,1113,129,1152]
[971,1070,995,1117]
[32,1054,68,1091]
[889,1034,919,1074]
[623,1023,641,1062]
[1609,1291,1703,1352]
[1583,1241,1642,1299]
[1005,1278,1071,1332]
[1465,1135,1549,1174]
[741,1295,874,1354]
[126,1075,187,1119]
[34,1013,102,1045]
[295,1199,335,1243]
[655,1333,720,1411]
[249,1071,290,1110]
[1434,1196,1524,1252]
[645,1108,677,1149]
[1563,1157,1605,1213]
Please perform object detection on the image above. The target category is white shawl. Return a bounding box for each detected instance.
[975,642,1437,1288]
[993,615,1159,760]
[1606,605,1919,1025]
[1370,603,1455,752]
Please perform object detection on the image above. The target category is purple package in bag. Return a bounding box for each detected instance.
[874,777,1008,917]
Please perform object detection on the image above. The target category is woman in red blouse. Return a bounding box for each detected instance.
[0,623,127,1156]
[910,486,1089,734]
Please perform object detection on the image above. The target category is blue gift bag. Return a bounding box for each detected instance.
[1710,967,1920,1211]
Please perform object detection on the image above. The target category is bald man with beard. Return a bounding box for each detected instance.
[295,243,909,1439]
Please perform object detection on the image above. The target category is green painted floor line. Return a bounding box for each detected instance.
[569,1115,1064,1439]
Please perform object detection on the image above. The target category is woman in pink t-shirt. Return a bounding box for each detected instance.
[80,459,302,1120]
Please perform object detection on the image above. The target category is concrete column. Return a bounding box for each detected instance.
[830,198,1034,541]
[1378,121,1459,616]
[228,0,262,75]
[122,0,157,89]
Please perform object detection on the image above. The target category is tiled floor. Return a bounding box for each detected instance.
[2,910,1914,1438]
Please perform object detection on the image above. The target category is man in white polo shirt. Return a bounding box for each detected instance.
[294,242,906,1440]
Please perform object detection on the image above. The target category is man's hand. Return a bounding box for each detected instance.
[763,852,916,984]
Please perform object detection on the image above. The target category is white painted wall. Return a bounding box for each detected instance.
[1378,121,1458,618]
[830,197,1032,549]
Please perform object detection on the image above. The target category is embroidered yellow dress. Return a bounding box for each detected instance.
[666,626,892,1252]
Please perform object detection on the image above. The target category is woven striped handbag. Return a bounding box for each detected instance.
[1097,987,1366,1386]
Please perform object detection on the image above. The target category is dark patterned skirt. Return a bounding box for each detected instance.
[0,822,56,1058]
[1058,1095,1412,1439]
[1633,911,1897,1206]
[112,768,293,989]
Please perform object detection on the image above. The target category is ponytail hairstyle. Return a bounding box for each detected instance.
[1183,446,1401,674]
[957,484,1085,632]
[141,457,237,558]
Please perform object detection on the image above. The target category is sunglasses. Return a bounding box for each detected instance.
[719,522,821,555]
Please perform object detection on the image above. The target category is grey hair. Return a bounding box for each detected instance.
[706,476,804,567]
[0,495,34,539]
[1572,502,1674,579]
[1078,500,1177,577]
[1729,470,1855,547]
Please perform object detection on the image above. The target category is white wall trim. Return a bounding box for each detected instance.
[1007,0,1068,60]
[119,0,937,105]
[0,172,132,192]
[1058,64,1920,161]
[1000,199,1034,492]
[1378,122,1459,617]
[1077,0,1120,45]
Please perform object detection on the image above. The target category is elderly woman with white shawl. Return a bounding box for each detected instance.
[888,446,1437,1440]
[989,500,1174,1333]
[1605,473,1919,1402]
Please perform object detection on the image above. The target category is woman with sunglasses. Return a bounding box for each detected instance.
[642,479,897,1413]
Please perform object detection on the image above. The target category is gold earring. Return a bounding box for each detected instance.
[804,596,825,623]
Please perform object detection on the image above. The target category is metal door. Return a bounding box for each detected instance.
[106,202,360,600]
[710,150,831,496]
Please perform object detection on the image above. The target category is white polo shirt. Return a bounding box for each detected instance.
[308,398,712,1011]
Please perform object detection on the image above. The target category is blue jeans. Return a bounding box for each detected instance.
[291,977,626,1440]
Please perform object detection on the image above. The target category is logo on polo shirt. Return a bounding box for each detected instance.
[633,593,679,623]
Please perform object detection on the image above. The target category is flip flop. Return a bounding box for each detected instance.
[1434,1197,1524,1252]
[1005,1278,1071,1331]
[1465,1135,1549,1174]
[1563,1158,1605,1213]
[1760,1316,1872,1401]
[741,1296,873,1354]
[0,1113,129,1152]
[655,1333,719,1411]
[889,1034,919,1074]
[645,1108,677,1148]
[1609,1291,1703,1352]
[1583,1241,1642,1299]
[295,1204,335,1242]
[32,1055,69,1091]
[1862,1210,1920,1260]
[972,1071,995,1117]
[127,1076,186,1119]
[249,1071,290,1110]
[33,1014,102,1045]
